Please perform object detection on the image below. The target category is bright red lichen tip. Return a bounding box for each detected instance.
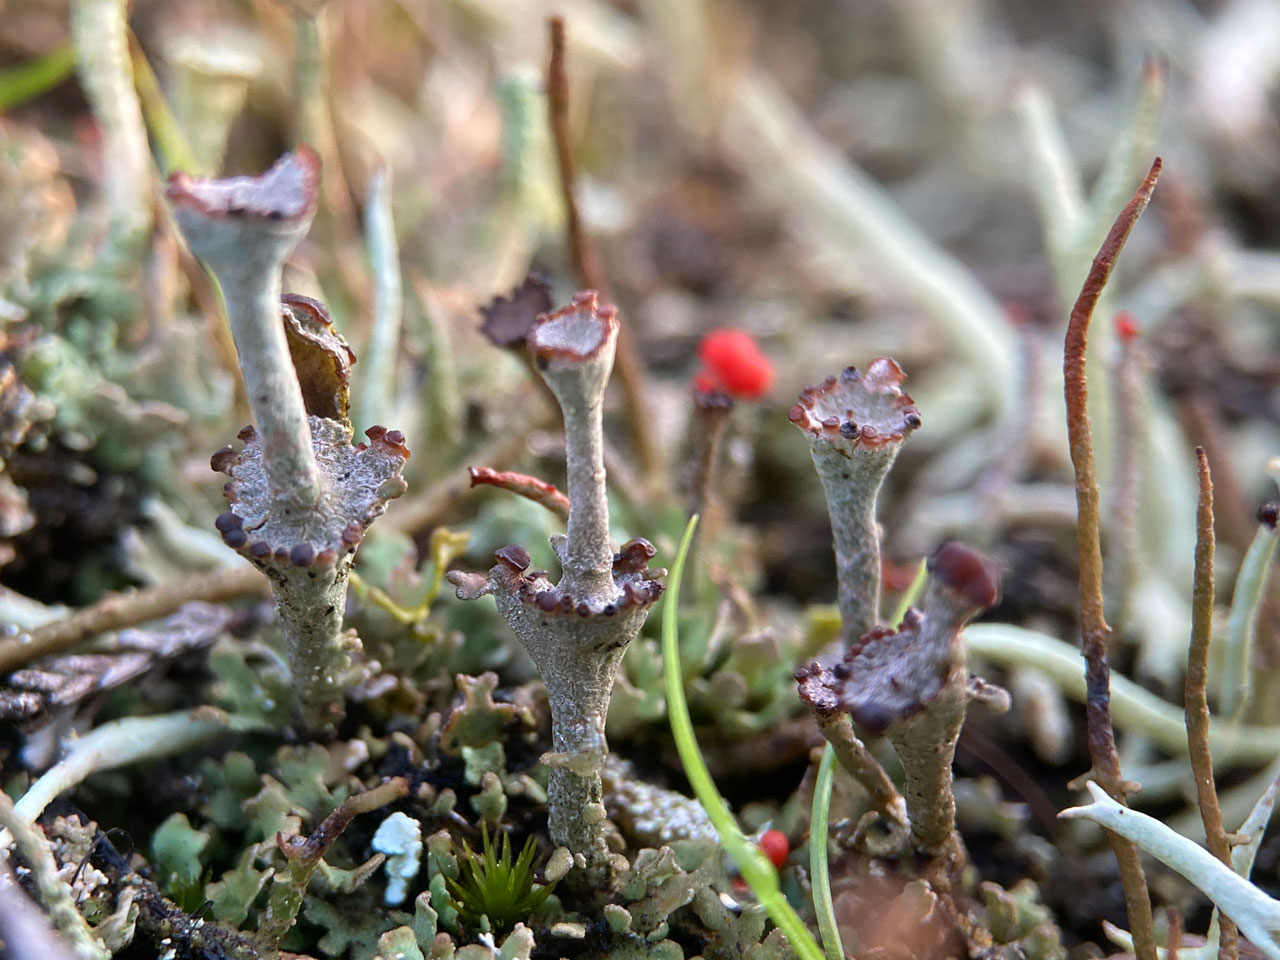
[757,829,789,869]
[1114,311,1139,343]
[694,329,774,400]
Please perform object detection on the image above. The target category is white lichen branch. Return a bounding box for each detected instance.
[1061,781,1280,960]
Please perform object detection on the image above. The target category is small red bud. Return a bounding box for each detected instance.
[758,829,789,869]
[697,329,774,400]
[1115,311,1139,342]
[692,370,718,395]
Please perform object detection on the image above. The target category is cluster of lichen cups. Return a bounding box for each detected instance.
[171,146,1006,924]
[789,359,1008,871]
[168,149,409,737]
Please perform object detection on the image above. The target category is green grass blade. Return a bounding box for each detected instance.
[0,45,76,112]
[810,743,845,960]
[662,514,825,960]
[890,556,928,625]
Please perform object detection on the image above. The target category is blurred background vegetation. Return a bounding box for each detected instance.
[2,0,1280,956]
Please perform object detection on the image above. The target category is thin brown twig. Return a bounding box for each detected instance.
[686,390,733,519]
[0,565,267,676]
[469,466,571,522]
[547,17,602,297]
[1166,906,1183,960]
[1184,448,1240,960]
[386,401,552,536]
[547,16,662,488]
[1063,156,1161,960]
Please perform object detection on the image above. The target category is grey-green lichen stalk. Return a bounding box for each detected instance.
[447,292,665,864]
[169,150,323,512]
[168,150,409,736]
[798,542,1006,861]
[789,359,922,643]
[71,0,152,258]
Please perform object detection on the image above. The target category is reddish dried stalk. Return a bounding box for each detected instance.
[1184,448,1239,960]
[1167,907,1183,960]
[686,390,732,516]
[469,466,571,521]
[547,16,661,485]
[259,777,409,947]
[1063,157,1160,960]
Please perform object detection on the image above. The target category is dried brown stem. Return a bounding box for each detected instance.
[547,18,600,299]
[547,16,661,487]
[1184,449,1239,960]
[259,777,409,947]
[1167,907,1183,960]
[0,566,266,675]
[469,466,571,522]
[685,390,733,519]
[1063,157,1160,960]
[386,396,551,536]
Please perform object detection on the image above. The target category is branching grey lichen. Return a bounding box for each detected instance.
[448,291,665,865]
[789,359,921,839]
[798,541,1005,861]
[167,149,409,736]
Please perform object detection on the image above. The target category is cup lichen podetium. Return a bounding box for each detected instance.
[167,148,410,737]
[448,291,665,868]
[798,541,1007,866]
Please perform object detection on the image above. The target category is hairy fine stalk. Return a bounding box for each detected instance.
[1185,449,1239,960]
[1063,156,1161,960]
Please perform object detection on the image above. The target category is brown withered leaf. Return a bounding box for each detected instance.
[0,601,234,724]
[282,293,356,422]
[478,272,553,349]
